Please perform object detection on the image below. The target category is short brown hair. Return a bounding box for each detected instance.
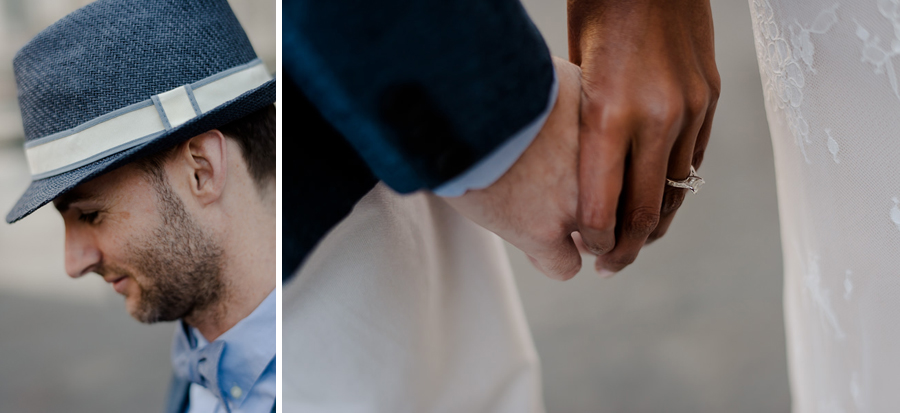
[138,104,275,193]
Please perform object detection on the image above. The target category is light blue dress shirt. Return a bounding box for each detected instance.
[433,68,559,197]
[171,290,276,413]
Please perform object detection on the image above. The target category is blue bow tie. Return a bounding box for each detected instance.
[172,325,227,401]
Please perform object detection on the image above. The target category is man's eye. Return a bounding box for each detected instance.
[78,211,100,224]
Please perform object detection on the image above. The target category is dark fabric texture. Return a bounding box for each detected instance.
[282,0,554,194]
[7,0,275,223]
[283,73,377,280]
[14,0,256,140]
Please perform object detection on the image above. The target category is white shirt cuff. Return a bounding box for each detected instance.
[433,67,559,197]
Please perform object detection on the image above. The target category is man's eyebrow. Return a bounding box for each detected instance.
[53,191,98,212]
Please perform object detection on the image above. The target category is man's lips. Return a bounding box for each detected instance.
[106,276,129,294]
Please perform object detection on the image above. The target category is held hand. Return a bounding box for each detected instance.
[442,57,586,280]
[568,0,720,275]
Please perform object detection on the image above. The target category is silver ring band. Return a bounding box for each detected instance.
[666,166,705,194]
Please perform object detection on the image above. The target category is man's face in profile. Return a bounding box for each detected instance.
[53,161,224,323]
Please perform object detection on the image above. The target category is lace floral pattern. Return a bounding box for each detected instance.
[854,0,900,101]
[751,0,838,163]
[750,1,900,410]
[792,4,841,72]
[752,0,809,162]
[803,253,845,339]
[825,128,840,163]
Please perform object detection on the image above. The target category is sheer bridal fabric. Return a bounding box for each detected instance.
[749,0,900,411]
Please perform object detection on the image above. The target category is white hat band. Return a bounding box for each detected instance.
[25,59,272,179]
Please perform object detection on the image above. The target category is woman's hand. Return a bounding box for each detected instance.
[567,0,720,275]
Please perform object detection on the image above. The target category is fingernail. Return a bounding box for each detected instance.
[598,269,617,278]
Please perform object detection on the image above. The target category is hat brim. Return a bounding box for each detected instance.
[6,79,275,224]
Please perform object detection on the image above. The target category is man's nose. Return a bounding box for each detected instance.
[64,226,101,278]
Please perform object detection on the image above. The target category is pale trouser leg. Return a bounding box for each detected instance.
[283,183,545,413]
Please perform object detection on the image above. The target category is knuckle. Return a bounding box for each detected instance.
[686,88,710,116]
[623,206,660,238]
[661,189,686,215]
[647,226,668,243]
[708,74,722,101]
[648,96,683,125]
[578,209,616,234]
[599,105,630,128]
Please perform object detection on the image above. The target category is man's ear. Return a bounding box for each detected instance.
[177,130,227,206]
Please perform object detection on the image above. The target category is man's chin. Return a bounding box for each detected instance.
[125,296,193,324]
[124,297,164,324]
[124,297,151,323]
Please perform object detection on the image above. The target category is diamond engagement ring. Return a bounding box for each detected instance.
[666,166,705,194]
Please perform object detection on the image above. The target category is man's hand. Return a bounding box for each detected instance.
[442,57,586,280]
[568,0,720,275]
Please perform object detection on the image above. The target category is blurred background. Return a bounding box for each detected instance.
[508,0,790,412]
[0,0,785,412]
[0,0,273,411]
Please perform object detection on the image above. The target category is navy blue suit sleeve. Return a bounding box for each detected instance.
[282,74,378,278]
[283,0,554,193]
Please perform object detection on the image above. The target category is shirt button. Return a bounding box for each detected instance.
[230,385,243,399]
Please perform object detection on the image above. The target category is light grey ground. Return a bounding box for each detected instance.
[512,0,789,412]
[0,293,173,413]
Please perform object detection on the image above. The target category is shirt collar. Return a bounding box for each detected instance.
[171,290,276,407]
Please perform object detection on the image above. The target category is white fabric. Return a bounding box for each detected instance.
[25,104,164,177]
[283,183,545,413]
[193,63,271,113]
[158,86,198,128]
[749,1,900,411]
[188,384,221,413]
[25,61,271,178]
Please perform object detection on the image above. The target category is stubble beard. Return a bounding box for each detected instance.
[124,170,226,324]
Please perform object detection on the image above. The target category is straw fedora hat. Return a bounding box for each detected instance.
[7,0,275,223]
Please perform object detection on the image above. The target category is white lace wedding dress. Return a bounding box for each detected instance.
[749,0,900,411]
